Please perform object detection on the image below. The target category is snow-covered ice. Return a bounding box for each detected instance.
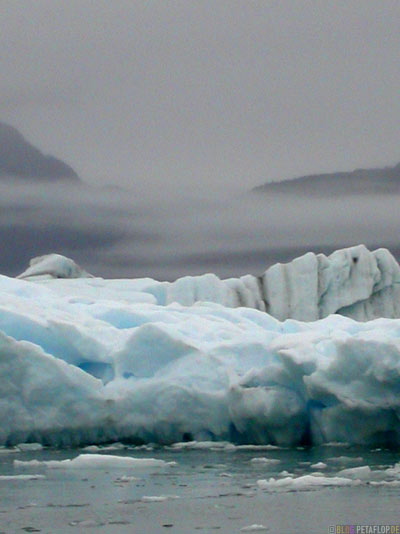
[1,245,400,447]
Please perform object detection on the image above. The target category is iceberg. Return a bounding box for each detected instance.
[0,245,400,447]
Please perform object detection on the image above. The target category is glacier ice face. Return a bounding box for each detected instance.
[1,264,400,447]
[20,245,400,321]
[261,245,400,321]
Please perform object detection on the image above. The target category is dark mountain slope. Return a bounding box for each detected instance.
[254,162,400,196]
[0,121,80,182]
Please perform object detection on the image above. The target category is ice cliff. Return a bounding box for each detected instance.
[0,244,400,447]
[20,245,400,321]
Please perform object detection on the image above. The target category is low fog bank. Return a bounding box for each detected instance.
[1,179,399,280]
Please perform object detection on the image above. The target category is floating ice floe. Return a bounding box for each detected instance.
[384,463,400,477]
[81,443,126,453]
[141,495,179,502]
[240,525,269,532]
[169,441,235,451]
[258,461,400,491]
[0,475,45,481]
[14,454,175,470]
[17,443,43,451]
[257,474,361,491]
[310,462,327,469]
[337,466,372,479]
[328,456,364,465]
[114,475,140,483]
[250,458,281,465]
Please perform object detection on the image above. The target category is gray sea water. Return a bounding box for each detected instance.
[0,445,399,534]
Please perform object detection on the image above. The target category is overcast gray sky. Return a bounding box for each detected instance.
[1,0,399,192]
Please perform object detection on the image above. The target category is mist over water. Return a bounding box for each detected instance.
[1,179,400,281]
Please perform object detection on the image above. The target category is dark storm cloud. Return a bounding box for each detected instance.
[1,1,399,190]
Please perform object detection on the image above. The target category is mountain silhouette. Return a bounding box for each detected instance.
[0,121,80,183]
[253,162,400,196]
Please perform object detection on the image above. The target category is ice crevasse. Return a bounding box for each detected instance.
[0,244,399,447]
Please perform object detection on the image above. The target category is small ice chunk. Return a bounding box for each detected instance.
[257,474,360,491]
[17,443,43,451]
[251,458,281,465]
[170,441,235,451]
[311,462,327,469]
[0,447,18,454]
[385,463,400,477]
[337,466,371,479]
[235,445,280,451]
[328,456,363,465]
[114,475,140,483]
[81,445,101,452]
[69,520,103,527]
[82,443,126,453]
[131,445,155,451]
[322,442,350,447]
[369,480,400,487]
[240,525,269,532]
[141,495,179,502]
[0,475,45,480]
